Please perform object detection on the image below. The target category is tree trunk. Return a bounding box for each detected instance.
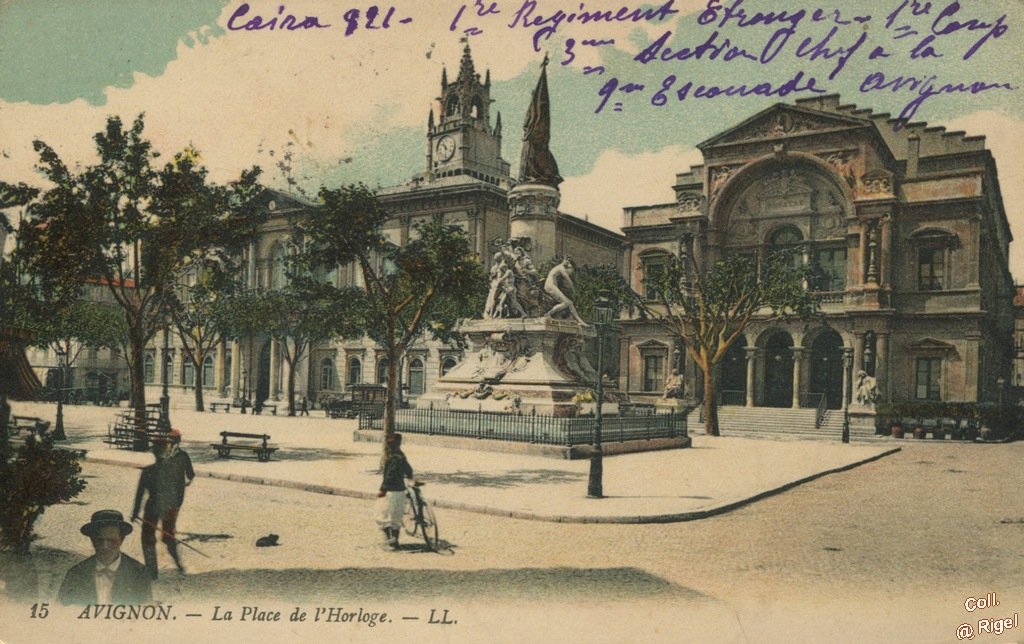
[703,360,720,436]
[128,324,147,427]
[286,351,297,416]
[193,356,205,412]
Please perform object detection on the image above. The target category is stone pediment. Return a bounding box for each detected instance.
[909,338,959,356]
[699,105,870,148]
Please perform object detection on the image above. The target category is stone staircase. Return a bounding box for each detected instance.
[685,405,848,441]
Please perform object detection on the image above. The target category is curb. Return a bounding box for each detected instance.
[82,446,901,525]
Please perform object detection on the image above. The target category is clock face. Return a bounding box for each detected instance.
[436,136,456,162]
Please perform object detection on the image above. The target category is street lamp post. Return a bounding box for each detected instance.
[160,323,171,431]
[53,347,67,440]
[842,347,853,444]
[587,291,614,499]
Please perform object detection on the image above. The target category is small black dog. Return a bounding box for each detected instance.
[255,533,279,547]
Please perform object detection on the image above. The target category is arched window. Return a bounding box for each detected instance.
[144,352,155,384]
[440,356,458,377]
[408,358,425,396]
[445,95,460,116]
[321,358,335,390]
[347,357,362,386]
[202,355,214,389]
[377,358,389,384]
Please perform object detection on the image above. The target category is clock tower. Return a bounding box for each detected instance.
[426,44,510,184]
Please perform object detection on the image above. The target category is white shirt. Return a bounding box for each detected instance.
[94,555,122,604]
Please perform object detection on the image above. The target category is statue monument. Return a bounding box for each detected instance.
[416,57,612,416]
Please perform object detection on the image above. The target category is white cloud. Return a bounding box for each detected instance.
[560,145,703,231]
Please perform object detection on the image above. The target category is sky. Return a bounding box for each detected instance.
[1,0,1022,276]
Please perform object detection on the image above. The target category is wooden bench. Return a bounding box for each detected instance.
[209,402,232,413]
[104,408,165,451]
[209,431,277,462]
[253,402,278,416]
[7,415,50,438]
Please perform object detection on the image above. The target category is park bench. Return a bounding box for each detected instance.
[253,402,278,416]
[209,402,232,413]
[7,415,50,438]
[209,431,277,462]
[103,408,165,451]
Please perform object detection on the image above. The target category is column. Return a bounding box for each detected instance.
[475,214,485,259]
[791,346,804,408]
[852,331,865,375]
[744,347,757,407]
[269,338,280,400]
[841,347,853,410]
[215,340,226,395]
[247,242,257,288]
[858,224,868,285]
[879,214,892,288]
[876,332,890,402]
[230,339,241,400]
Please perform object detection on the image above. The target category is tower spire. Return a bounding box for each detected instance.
[457,42,476,83]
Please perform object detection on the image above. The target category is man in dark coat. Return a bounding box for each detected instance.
[376,433,413,549]
[57,509,152,605]
[131,428,195,578]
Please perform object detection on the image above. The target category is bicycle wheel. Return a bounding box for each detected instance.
[401,490,419,537]
[419,502,439,551]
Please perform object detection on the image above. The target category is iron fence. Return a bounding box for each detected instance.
[358,407,685,446]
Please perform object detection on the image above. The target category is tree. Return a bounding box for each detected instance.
[305,184,486,444]
[247,280,366,415]
[32,300,126,399]
[0,431,86,555]
[642,250,817,436]
[15,115,264,425]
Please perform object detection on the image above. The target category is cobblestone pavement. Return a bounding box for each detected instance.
[2,402,1022,643]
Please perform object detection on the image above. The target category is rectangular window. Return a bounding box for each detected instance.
[642,354,665,393]
[643,257,667,301]
[814,247,847,291]
[182,360,195,387]
[918,248,944,291]
[915,357,942,400]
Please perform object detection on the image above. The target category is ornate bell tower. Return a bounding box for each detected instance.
[427,44,510,184]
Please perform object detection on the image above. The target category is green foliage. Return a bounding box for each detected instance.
[305,184,485,435]
[0,428,87,554]
[12,114,265,410]
[641,249,818,436]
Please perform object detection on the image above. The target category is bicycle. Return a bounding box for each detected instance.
[402,481,439,551]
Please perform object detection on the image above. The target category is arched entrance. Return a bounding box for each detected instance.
[763,331,794,407]
[809,330,844,409]
[257,340,271,403]
[720,337,747,405]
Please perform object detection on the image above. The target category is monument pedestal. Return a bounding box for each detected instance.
[848,403,880,439]
[417,317,617,417]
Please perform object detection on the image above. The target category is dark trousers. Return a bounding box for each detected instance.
[141,507,180,546]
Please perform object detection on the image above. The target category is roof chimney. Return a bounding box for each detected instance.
[907,134,920,178]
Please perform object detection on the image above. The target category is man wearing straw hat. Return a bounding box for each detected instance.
[57,509,152,605]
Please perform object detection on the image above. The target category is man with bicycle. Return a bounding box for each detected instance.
[376,433,413,549]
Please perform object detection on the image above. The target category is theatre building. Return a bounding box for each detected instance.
[619,95,1014,433]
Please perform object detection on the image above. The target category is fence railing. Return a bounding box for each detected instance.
[358,407,685,446]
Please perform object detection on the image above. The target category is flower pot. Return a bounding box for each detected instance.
[931,429,945,440]
[913,426,928,439]
[890,424,904,438]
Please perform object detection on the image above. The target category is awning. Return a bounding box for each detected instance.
[0,326,42,399]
